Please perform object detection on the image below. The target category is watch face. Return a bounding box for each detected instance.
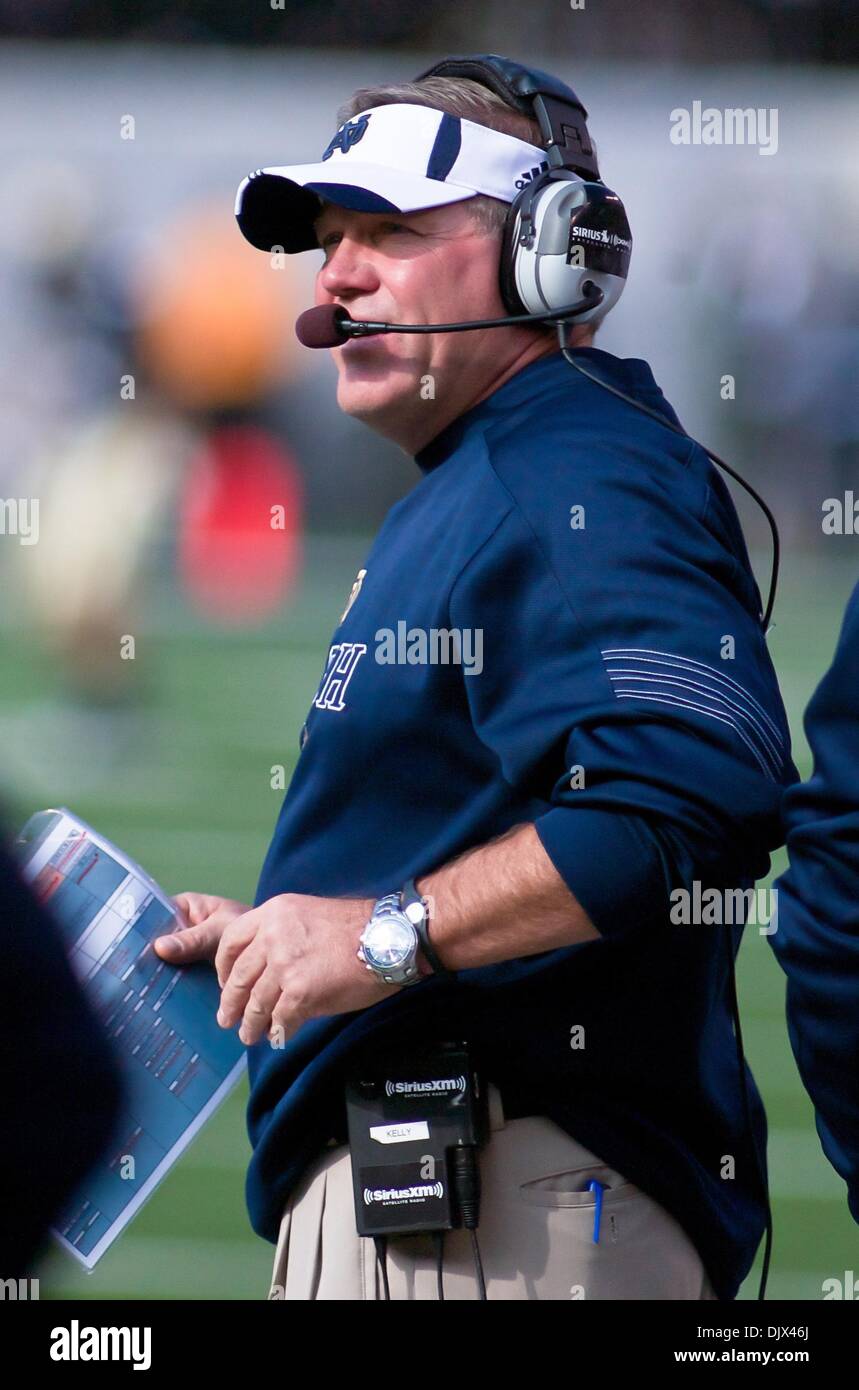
[364,914,415,969]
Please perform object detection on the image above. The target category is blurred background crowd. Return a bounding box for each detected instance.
[0,0,856,1299]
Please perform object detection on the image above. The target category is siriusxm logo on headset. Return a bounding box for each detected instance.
[321,113,371,160]
[571,225,632,250]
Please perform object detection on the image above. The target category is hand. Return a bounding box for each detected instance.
[154,892,252,965]
[214,893,389,1047]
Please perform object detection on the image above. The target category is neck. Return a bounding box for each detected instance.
[396,327,592,457]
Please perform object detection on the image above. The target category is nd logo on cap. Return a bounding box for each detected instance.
[321,113,371,161]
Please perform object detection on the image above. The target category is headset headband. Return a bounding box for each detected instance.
[412,52,601,182]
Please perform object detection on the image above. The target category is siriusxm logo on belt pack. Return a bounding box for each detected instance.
[364,1181,445,1206]
[375,622,483,675]
[385,1074,466,1097]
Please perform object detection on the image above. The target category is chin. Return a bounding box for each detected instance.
[336,374,401,422]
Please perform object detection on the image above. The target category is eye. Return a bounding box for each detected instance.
[318,222,415,258]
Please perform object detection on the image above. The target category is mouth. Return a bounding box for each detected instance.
[340,331,385,351]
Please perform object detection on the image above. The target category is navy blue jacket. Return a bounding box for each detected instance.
[771,581,859,1224]
[245,348,797,1300]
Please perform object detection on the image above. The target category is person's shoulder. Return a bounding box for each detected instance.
[478,347,705,528]
[485,348,692,469]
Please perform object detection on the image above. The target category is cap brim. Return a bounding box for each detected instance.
[235,162,478,253]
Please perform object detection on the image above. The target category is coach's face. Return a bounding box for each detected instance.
[312,198,560,456]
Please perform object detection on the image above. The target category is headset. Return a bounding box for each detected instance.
[416,51,631,328]
[414,53,776,1305]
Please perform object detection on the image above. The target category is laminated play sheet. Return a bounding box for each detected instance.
[14,807,247,1270]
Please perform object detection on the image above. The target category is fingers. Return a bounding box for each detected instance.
[234,965,284,1046]
[214,908,259,989]
[153,915,223,964]
[171,895,192,926]
[170,892,216,927]
[267,993,308,1049]
[217,936,267,1031]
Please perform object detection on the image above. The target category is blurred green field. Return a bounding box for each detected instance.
[2,537,857,1300]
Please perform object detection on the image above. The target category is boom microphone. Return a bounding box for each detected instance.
[295,282,604,349]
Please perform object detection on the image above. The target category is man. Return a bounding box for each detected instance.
[769,581,859,1228]
[155,61,796,1300]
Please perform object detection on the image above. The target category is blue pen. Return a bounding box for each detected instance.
[584,1179,605,1243]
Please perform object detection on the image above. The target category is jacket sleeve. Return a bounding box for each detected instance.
[447,439,795,942]
[770,581,859,1223]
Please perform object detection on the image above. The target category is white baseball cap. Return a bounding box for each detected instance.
[234,102,549,253]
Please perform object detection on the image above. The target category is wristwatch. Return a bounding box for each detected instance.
[357,879,451,987]
[357,890,423,987]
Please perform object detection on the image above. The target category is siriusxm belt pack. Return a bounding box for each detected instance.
[344,1039,488,1245]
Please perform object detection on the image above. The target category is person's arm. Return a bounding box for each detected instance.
[154,830,593,1048]
[770,581,859,1224]
[172,827,595,1047]
[416,820,598,971]
[440,451,794,950]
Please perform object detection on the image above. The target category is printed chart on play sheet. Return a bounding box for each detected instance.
[15,807,247,1270]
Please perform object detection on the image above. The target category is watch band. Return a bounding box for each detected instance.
[373,892,403,918]
[401,877,453,979]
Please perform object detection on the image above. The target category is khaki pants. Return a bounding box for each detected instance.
[267,1084,720,1300]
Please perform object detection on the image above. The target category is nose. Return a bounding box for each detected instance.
[317,234,380,303]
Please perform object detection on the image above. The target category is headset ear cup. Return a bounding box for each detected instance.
[499,172,632,325]
[498,191,528,317]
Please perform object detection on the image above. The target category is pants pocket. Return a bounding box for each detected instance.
[519,1162,638,1209]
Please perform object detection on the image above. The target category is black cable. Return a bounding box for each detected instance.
[469,1227,487,1301]
[558,330,781,633]
[449,1144,487,1299]
[432,1230,445,1300]
[373,1235,391,1300]
[724,921,773,1301]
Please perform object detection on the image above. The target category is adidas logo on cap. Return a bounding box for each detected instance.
[514,161,549,189]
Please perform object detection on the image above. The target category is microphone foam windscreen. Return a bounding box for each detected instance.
[295,304,349,348]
